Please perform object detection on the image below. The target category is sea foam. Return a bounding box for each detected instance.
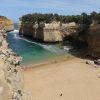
[10,30,68,53]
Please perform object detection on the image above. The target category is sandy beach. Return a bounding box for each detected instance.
[23,57,100,100]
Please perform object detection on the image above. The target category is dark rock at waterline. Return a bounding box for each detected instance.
[94,59,100,66]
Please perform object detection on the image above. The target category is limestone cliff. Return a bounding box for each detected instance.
[19,19,80,42]
[86,14,100,58]
[0,16,31,100]
[43,22,62,42]
[0,16,14,32]
[61,22,80,37]
[0,30,32,100]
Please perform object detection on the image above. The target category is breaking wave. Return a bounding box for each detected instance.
[10,30,68,53]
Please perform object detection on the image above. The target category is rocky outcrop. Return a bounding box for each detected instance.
[19,20,80,42]
[61,22,80,37]
[0,16,14,32]
[0,16,31,99]
[0,31,24,99]
[0,30,32,100]
[43,22,62,42]
[86,14,100,58]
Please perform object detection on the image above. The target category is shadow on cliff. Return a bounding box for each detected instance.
[69,45,88,59]
[64,36,94,60]
[65,24,96,60]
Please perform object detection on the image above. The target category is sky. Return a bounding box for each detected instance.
[0,0,100,22]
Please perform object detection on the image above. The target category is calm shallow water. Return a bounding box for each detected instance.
[7,30,69,65]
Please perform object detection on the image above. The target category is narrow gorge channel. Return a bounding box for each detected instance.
[7,28,72,66]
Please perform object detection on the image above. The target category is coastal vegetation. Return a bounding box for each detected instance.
[0,15,8,19]
[20,12,92,24]
[20,11,98,25]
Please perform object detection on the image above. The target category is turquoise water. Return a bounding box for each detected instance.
[7,30,68,65]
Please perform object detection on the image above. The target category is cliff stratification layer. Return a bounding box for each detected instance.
[19,20,80,42]
[0,16,14,32]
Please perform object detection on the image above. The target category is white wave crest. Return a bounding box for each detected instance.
[9,29,19,33]
[12,32,67,53]
[13,30,19,33]
[14,33,17,39]
[18,37,62,52]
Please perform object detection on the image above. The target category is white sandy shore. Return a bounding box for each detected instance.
[23,57,100,100]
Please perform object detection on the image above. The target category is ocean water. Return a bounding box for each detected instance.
[6,30,69,65]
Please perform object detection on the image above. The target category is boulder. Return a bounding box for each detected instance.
[86,60,94,65]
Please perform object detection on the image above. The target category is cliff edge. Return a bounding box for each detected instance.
[0,16,14,32]
[0,17,31,100]
[19,20,80,42]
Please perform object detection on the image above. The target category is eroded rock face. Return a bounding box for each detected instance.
[19,21,35,37]
[0,31,23,100]
[86,14,100,58]
[0,16,14,32]
[0,30,32,100]
[19,20,80,42]
[43,22,62,42]
[61,22,80,37]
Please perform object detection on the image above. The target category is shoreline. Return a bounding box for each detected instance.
[21,54,74,70]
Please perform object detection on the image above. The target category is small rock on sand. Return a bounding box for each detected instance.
[86,60,94,65]
[94,59,100,66]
